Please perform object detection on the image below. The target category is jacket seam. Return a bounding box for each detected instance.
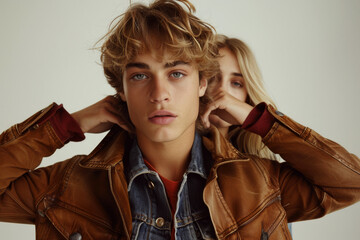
[58,157,81,196]
[213,179,238,238]
[218,192,282,239]
[262,122,280,144]
[253,158,272,186]
[264,110,360,175]
[5,191,35,217]
[35,158,77,210]
[52,200,122,234]
[236,192,281,227]
[267,105,304,136]
[280,220,291,240]
[267,204,286,236]
[45,209,70,238]
[303,130,360,175]
[14,124,20,137]
[280,165,324,216]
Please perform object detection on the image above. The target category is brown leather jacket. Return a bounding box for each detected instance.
[0,104,359,240]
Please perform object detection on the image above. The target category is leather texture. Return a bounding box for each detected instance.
[0,104,359,239]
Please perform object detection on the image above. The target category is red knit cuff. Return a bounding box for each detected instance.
[39,104,85,144]
[242,102,275,138]
[38,103,62,124]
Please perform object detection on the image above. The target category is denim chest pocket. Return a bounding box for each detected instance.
[130,215,216,240]
[131,216,173,240]
[131,220,146,240]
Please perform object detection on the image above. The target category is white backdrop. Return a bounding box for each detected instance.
[0,0,359,239]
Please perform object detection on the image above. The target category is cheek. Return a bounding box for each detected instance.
[180,84,200,114]
[229,88,248,102]
[238,90,248,102]
[123,93,145,123]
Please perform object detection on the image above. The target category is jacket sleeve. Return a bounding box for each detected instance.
[263,104,360,222]
[0,104,66,224]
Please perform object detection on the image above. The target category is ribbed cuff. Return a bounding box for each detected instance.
[242,102,275,138]
[39,104,85,144]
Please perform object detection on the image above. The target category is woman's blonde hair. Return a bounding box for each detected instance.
[214,34,278,160]
[98,0,219,132]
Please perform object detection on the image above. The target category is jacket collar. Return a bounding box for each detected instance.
[79,125,243,170]
[79,126,131,169]
[124,132,210,191]
[202,126,245,162]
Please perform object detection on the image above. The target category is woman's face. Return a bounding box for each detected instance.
[206,47,248,129]
[208,47,248,102]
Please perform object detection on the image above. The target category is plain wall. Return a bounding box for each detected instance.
[0,0,359,239]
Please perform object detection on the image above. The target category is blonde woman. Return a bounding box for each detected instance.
[203,34,277,160]
[203,34,291,234]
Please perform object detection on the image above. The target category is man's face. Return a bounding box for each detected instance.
[120,50,207,144]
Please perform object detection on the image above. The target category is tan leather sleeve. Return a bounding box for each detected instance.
[0,104,65,223]
[263,105,360,222]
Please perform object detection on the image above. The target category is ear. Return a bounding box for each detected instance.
[119,92,127,102]
[198,77,208,97]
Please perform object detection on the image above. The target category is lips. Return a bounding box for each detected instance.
[148,110,177,125]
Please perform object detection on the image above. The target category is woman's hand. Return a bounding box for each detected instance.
[71,95,131,133]
[202,89,254,128]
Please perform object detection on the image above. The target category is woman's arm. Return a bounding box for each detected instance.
[263,104,360,221]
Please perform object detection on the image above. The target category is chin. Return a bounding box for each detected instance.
[136,119,196,144]
[143,128,179,143]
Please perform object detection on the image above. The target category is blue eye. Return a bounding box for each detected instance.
[132,74,147,80]
[170,72,184,79]
[232,81,243,88]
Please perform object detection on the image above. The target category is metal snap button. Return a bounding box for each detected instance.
[155,217,165,227]
[148,181,155,189]
[37,209,45,217]
[275,110,284,116]
[69,232,82,240]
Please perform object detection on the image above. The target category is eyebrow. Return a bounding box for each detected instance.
[125,62,150,69]
[232,72,243,77]
[125,60,190,70]
[164,61,190,68]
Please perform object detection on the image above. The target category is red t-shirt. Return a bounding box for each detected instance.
[143,159,181,240]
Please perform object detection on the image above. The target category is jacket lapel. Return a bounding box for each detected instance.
[79,126,133,239]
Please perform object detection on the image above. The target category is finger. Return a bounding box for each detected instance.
[87,109,130,133]
[104,104,132,132]
[202,102,221,128]
[104,95,122,108]
[210,89,226,100]
[106,112,131,132]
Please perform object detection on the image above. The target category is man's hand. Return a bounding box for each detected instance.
[71,95,131,133]
[201,89,253,128]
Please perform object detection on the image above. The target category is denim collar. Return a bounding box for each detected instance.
[124,132,209,191]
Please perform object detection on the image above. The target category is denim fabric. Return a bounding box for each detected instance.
[124,133,216,240]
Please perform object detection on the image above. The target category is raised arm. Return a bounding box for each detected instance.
[0,95,129,223]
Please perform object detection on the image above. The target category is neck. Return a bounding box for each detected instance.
[137,127,196,181]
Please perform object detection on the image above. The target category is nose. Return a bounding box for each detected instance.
[149,77,170,103]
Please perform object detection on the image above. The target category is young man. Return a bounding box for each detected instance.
[0,0,359,239]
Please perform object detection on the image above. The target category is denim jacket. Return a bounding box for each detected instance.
[125,133,216,239]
